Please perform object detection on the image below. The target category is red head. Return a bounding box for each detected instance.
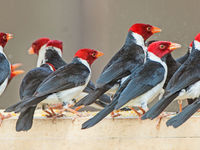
[74,48,104,65]
[148,41,181,58]
[189,33,200,48]
[45,40,63,53]
[28,37,50,55]
[0,32,13,48]
[128,23,161,41]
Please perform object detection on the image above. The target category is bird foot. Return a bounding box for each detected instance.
[111,111,120,119]
[129,107,142,119]
[62,107,82,117]
[0,113,12,126]
[43,106,64,119]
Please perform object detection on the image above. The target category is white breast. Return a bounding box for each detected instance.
[176,80,200,100]
[0,78,8,96]
[123,79,166,111]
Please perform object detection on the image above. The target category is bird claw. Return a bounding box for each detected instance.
[111,111,120,119]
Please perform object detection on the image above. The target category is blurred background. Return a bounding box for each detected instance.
[0,0,199,109]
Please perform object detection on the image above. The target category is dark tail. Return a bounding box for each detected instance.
[5,101,24,112]
[16,106,36,132]
[97,94,111,105]
[75,86,110,107]
[141,92,179,120]
[166,99,200,128]
[14,96,48,113]
[82,100,117,129]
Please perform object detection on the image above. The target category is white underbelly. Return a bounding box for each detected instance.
[176,80,200,100]
[0,78,8,96]
[40,94,60,104]
[123,81,165,110]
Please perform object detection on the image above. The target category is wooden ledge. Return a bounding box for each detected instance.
[1,110,200,150]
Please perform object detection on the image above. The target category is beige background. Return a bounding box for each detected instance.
[0,0,199,108]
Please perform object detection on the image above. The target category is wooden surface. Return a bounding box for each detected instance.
[0,110,200,150]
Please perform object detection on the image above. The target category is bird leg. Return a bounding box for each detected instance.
[178,100,182,112]
[156,112,171,129]
[63,107,82,117]
[0,113,12,126]
[138,106,146,115]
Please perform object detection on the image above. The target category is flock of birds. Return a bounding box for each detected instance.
[0,23,200,132]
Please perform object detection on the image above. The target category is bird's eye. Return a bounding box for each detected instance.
[91,52,96,57]
[3,35,7,40]
[146,27,151,31]
[159,44,165,49]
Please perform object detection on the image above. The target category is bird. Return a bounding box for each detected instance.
[0,32,24,124]
[29,38,111,110]
[147,40,193,110]
[141,33,200,121]
[81,41,181,129]
[6,49,104,117]
[28,37,53,67]
[75,23,161,108]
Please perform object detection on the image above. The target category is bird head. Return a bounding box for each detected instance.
[45,40,63,55]
[0,32,13,48]
[148,41,181,58]
[128,23,161,41]
[28,37,50,55]
[74,48,104,65]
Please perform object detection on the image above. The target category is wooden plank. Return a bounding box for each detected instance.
[0,110,200,150]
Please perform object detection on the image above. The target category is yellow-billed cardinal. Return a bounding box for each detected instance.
[82,41,181,129]
[6,49,104,116]
[0,32,24,124]
[75,23,161,108]
[142,33,200,120]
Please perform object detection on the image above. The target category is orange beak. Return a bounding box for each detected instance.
[28,47,35,55]
[169,42,181,50]
[151,26,162,34]
[11,70,25,78]
[6,33,13,40]
[96,51,104,58]
[11,63,23,71]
